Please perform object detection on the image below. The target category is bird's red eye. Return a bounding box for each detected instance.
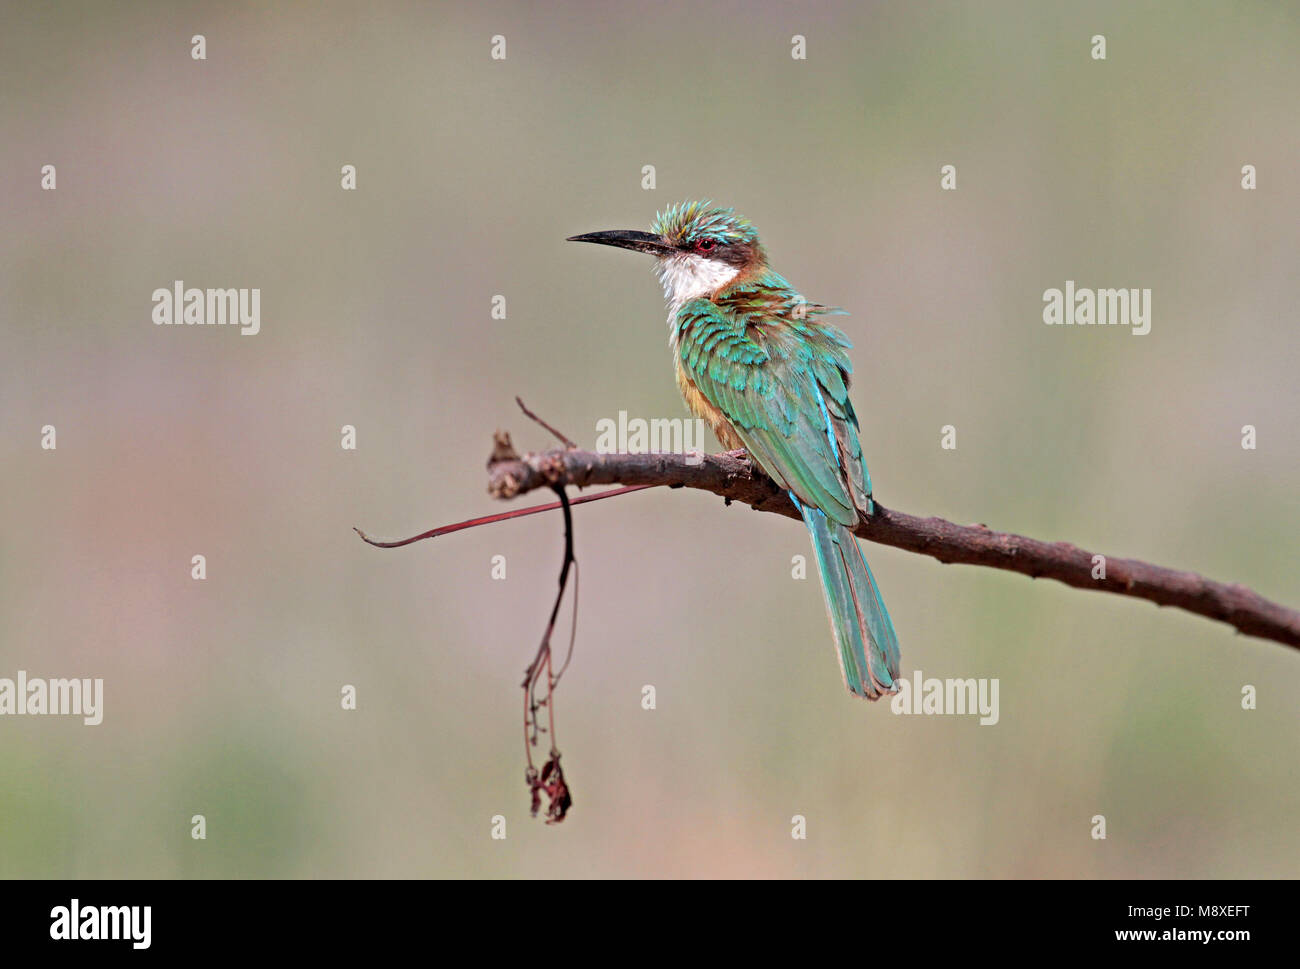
[696,239,715,252]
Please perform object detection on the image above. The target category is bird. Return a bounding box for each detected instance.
[567,200,900,699]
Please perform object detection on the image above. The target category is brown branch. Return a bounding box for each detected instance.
[486,443,1300,652]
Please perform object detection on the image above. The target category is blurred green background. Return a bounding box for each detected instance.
[1,0,1297,878]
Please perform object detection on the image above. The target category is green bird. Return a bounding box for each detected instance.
[568,201,900,699]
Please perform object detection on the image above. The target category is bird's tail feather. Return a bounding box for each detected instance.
[800,504,901,699]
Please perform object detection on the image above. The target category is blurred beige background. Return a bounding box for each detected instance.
[1,0,1297,878]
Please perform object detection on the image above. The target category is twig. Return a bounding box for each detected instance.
[353,485,652,548]
[486,445,1300,652]
[516,396,576,449]
[521,483,575,824]
[354,423,590,823]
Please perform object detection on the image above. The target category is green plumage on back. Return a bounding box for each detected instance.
[674,277,898,698]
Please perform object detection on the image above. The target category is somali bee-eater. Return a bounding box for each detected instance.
[568,201,900,699]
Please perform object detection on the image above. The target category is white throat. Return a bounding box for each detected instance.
[655,253,740,349]
[655,253,740,313]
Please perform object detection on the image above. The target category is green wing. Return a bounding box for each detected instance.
[675,275,872,525]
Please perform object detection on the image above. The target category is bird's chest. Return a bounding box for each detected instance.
[672,351,746,450]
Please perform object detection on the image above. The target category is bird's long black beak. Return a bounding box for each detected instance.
[565,229,675,256]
